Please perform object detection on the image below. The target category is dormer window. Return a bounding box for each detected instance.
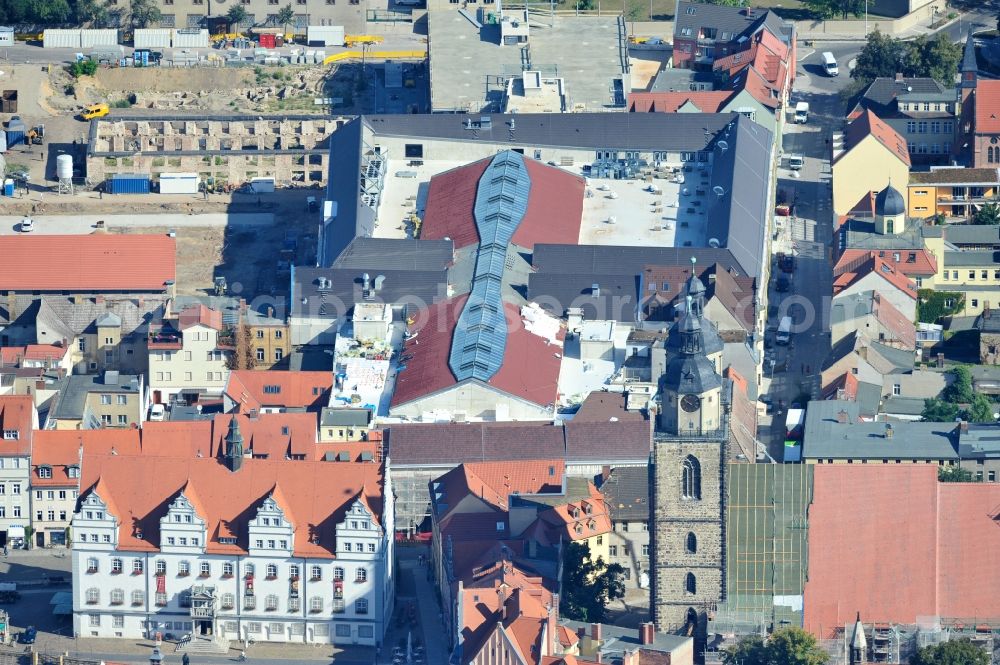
[38,466,52,479]
[68,466,80,479]
[3,430,19,440]
[584,503,593,515]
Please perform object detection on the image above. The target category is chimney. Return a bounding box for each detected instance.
[591,622,602,642]
[640,622,655,645]
[960,420,969,433]
[545,595,558,655]
[95,295,104,305]
[895,72,904,82]
[601,465,611,483]
[837,409,849,424]
[884,423,893,439]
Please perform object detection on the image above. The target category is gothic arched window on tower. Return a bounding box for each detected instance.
[685,572,697,595]
[686,532,697,553]
[682,455,701,500]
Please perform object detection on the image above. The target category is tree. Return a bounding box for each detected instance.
[226,324,257,370]
[722,635,768,665]
[276,4,294,35]
[851,29,961,87]
[973,202,1000,225]
[938,466,976,482]
[942,366,974,404]
[911,639,989,665]
[922,398,959,422]
[559,542,626,623]
[128,0,162,28]
[723,628,828,665]
[965,393,995,423]
[76,0,110,26]
[803,0,865,20]
[226,4,249,30]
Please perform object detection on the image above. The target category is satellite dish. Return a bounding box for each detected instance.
[713,185,725,197]
[708,238,721,248]
[717,140,729,152]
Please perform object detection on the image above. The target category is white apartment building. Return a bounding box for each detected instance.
[148,305,232,404]
[71,430,393,646]
[0,396,38,550]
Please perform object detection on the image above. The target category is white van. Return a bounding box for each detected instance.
[787,154,804,170]
[822,51,839,77]
[776,316,793,345]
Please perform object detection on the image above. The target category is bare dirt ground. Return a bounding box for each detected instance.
[629,52,670,91]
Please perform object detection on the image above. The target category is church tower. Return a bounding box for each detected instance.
[959,28,977,157]
[874,181,905,235]
[224,416,245,473]
[651,271,728,641]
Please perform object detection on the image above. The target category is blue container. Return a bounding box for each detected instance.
[107,173,151,194]
[6,130,24,146]
[3,180,14,197]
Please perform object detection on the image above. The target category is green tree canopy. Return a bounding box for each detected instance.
[128,0,161,28]
[226,4,250,29]
[803,0,865,20]
[723,628,829,665]
[942,366,974,404]
[852,29,961,87]
[911,639,990,665]
[938,466,976,482]
[973,202,1000,225]
[558,542,626,623]
[276,4,295,32]
[922,398,960,423]
[965,393,996,423]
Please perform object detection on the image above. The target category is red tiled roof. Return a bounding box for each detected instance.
[436,459,566,519]
[835,248,937,278]
[628,91,733,113]
[871,291,917,348]
[832,256,917,299]
[80,453,384,556]
[837,110,911,167]
[139,413,320,460]
[803,466,1000,638]
[0,395,35,456]
[225,370,333,413]
[390,295,564,409]
[572,391,644,422]
[421,157,586,251]
[535,484,612,544]
[738,64,780,109]
[0,234,176,292]
[821,372,859,401]
[178,304,222,331]
[33,429,140,485]
[24,344,68,361]
[975,79,1000,134]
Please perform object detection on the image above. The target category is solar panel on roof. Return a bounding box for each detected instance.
[449,151,532,383]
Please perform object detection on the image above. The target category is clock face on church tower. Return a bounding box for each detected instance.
[680,394,702,413]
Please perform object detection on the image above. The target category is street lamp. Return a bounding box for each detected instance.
[864,0,869,36]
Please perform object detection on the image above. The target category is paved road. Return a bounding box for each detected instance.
[0,213,275,234]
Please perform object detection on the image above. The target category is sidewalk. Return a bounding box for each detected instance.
[797,12,963,42]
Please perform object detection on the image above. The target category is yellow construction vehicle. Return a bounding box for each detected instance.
[344,34,384,47]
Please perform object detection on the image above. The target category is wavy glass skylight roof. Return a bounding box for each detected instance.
[448,151,532,382]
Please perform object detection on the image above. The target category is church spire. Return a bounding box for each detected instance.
[685,256,706,317]
[224,416,244,472]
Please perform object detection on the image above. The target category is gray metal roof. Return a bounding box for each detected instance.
[673,1,787,43]
[869,341,916,373]
[665,353,722,395]
[599,465,649,522]
[959,423,1000,458]
[362,112,738,152]
[50,372,141,421]
[532,244,744,276]
[320,407,371,427]
[855,77,954,117]
[943,249,1000,266]
[291,265,449,319]
[560,619,690,655]
[333,238,454,272]
[321,118,370,266]
[943,224,1000,246]
[882,396,927,416]
[803,399,958,460]
[527,272,639,322]
[962,28,978,76]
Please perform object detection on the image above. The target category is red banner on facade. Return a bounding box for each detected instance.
[156,575,165,594]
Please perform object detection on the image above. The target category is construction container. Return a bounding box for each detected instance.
[1,90,16,114]
[43,29,81,49]
[107,173,151,194]
[0,27,14,47]
[2,179,13,197]
[158,172,199,194]
[6,118,25,147]
[306,25,344,47]
[134,28,171,49]
[172,29,209,48]
[80,29,118,48]
[250,177,275,193]
[258,33,276,49]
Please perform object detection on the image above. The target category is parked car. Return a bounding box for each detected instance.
[80,103,110,120]
[19,217,33,233]
[149,404,166,421]
[776,276,790,292]
[780,254,795,273]
[20,627,36,645]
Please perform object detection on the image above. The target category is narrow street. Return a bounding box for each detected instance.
[762,68,846,461]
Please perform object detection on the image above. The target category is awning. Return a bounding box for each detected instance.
[7,525,24,538]
[50,591,72,606]
[52,603,73,616]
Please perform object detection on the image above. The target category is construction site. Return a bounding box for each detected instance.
[85,114,346,186]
